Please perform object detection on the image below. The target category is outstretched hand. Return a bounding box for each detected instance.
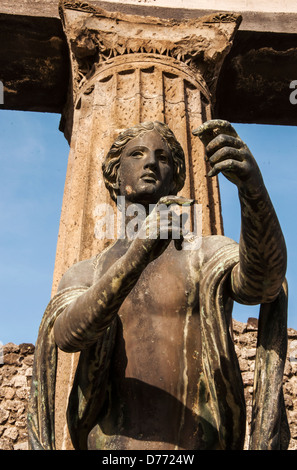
[192,120,263,191]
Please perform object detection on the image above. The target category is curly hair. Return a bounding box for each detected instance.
[102,121,186,202]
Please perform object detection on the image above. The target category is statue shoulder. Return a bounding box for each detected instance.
[201,235,238,264]
[57,256,97,292]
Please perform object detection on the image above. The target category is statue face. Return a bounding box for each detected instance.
[118,130,174,205]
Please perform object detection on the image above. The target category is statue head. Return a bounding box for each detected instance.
[102,121,186,202]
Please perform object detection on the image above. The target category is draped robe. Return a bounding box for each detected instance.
[27,243,290,450]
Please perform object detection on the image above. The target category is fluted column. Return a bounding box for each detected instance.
[53,1,241,292]
[53,0,241,449]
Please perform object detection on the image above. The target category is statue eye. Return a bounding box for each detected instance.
[130,150,144,158]
[158,152,169,163]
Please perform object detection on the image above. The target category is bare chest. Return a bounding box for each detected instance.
[113,248,201,396]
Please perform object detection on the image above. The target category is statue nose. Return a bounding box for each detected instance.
[143,150,158,169]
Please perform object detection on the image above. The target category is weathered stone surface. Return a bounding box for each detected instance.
[0,409,9,425]
[1,0,297,24]
[19,344,35,355]
[232,319,297,450]
[0,343,35,451]
[3,343,19,354]
[215,30,297,126]
[0,13,69,113]
[0,1,296,125]
[247,317,258,330]
[3,427,19,442]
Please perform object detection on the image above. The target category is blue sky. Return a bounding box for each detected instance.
[0,109,296,345]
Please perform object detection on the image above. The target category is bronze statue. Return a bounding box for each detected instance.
[28,120,289,450]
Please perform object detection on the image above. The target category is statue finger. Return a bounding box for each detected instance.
[208,158,244,177]
[209,147,244,165]
[205,134,242,160]
[192,119,238,146]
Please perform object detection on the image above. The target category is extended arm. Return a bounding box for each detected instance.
[193,120,287,304]
[231,176,286,304]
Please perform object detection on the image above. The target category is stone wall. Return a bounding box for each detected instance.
[233,318,297,450]
[1,319,297,450]
[0,343,34,450]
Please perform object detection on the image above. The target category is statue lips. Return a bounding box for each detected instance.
[141,171,158,183]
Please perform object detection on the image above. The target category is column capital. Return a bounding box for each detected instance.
[59,0,241,105]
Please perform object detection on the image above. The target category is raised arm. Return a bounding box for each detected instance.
[193,120,287,304]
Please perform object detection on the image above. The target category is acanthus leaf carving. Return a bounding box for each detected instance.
[59,0,241,99]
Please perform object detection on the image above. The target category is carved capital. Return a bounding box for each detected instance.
[59,0,241,103]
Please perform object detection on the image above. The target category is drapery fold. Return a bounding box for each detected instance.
[27,286,89,450]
